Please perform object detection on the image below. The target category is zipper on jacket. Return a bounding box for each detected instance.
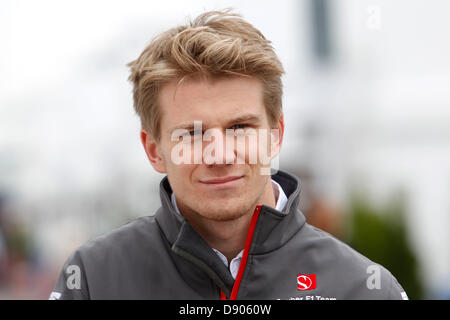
[220,205,261,300]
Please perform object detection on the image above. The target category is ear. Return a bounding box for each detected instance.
[270,114,284,158]
[140,129,167,174]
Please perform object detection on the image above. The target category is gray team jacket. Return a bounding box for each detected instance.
[50,170,407,300]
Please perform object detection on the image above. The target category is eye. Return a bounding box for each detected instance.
[188,129,203,136]
[230,124,247,130]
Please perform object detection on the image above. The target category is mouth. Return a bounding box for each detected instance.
[199,175,244,190]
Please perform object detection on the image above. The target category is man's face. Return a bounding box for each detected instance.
[142,76,283,221]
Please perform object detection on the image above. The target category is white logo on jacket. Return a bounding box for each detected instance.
[49,292,61,300]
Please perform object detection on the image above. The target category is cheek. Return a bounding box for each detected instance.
[245,131,272,166]
[160,141,196,186]
[233,133,259,165]
[166,163,196,189]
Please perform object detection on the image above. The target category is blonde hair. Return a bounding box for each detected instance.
[127,9,285,141]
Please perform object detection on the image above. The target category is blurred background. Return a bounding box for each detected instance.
[1,0,449,299]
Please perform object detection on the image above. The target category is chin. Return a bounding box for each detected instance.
[197,201,252,222]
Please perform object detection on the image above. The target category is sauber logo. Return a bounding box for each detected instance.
[297,274,317,291]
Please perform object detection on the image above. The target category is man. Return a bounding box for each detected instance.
[50,10,407,300]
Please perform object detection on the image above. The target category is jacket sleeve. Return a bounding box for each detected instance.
[387,274,409,300]
[49,248,90,300]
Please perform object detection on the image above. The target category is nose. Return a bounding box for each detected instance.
[202,128,237,166]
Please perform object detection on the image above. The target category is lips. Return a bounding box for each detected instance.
[199,175,244,190]
[200,176,243,184]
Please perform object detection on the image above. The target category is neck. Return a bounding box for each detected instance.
[179,179,276,263]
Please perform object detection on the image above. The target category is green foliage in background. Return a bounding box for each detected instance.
[344,191,423,299]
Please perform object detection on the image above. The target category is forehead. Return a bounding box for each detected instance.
[158,76,266,132]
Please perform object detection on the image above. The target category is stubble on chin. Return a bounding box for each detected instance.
[184,197,256,222]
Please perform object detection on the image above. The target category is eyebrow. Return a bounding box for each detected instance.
[168,113,263,134]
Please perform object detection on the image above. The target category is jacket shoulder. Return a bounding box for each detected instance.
[50,215,164,299]
[298,223,407,299]
[79,215,160,254]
